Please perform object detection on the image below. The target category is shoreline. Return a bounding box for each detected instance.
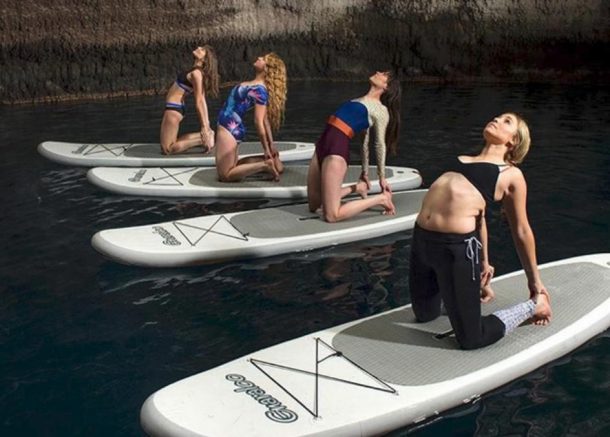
[3,74,608,106]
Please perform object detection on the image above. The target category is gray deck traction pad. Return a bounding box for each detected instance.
[189,166,395,188]
[331,262,609,385]
[123,141,299,158]
[230,190,427,239]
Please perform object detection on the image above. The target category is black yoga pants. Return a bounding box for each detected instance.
[408,224,505,350]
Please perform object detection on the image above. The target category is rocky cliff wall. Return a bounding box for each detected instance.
[1,0,608,103]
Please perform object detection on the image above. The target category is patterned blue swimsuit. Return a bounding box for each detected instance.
[217,84,269,142]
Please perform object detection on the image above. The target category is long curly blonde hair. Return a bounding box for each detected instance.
[263,52,287,132]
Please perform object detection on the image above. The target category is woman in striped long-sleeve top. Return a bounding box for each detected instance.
[307,71,402,222]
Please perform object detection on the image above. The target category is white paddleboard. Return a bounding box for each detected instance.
[91,190,428,267]
[86,165,422,198]
[140,254,610,436]
[38,140,315,167]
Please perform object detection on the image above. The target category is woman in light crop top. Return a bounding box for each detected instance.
[215,53,287,182]
[307,71,402,222]
[410,113,552,350]
[160,45,220,155]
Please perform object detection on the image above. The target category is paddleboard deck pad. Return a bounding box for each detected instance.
[38,141,314,167]
[87,165,422,198]
[91,190,428,267]
[140,254,610,436]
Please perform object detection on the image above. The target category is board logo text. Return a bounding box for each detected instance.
[152,226,181,246]
[72,144,89,154]
[225,373,298,423]
[129,169,147,182]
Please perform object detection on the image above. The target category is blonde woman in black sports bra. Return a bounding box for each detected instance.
[160,45,220,155]
[410,113,552,350]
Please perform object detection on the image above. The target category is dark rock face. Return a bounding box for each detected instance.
[1,0,608,103]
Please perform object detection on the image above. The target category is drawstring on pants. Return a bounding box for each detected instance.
[464,236,482,281]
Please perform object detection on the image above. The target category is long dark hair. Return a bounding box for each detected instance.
[200,45,219,99]
[380,72,401,155]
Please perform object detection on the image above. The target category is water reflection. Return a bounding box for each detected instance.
[1,82,608,436]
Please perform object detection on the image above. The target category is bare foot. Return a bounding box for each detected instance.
[354,180,368,199]
[265,159,280,181]
[533,290,552,325]
[273,153,284,174]
[380,191,396,215]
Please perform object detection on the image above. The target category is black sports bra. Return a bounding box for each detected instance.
[448,157,508,204]
[175,68,201,94]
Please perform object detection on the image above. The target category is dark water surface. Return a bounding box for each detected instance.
[1,82,609,436]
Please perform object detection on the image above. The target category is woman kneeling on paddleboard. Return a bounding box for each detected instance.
[410,113,552,350]
[215,53,287,182]
[307,71,401,222]
[160,45,220,155]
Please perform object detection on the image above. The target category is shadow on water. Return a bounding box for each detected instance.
[0,82,608,436]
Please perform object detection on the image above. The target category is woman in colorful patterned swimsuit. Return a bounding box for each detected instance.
[307,71,402,222]
[160,45,219,155]
[215,53,287,182]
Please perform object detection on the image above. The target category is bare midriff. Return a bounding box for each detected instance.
[417,172,486,234]
[165,84,186,105]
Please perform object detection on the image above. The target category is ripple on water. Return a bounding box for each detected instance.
[2,83,609,437]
